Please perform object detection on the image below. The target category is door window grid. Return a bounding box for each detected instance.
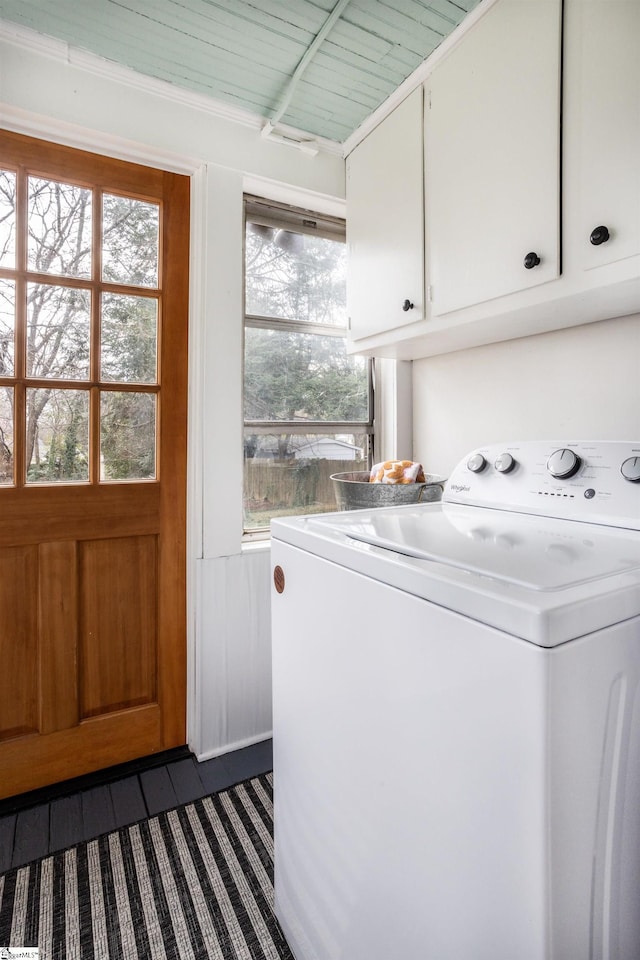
[0,164,160,486]
[243,196,374,536]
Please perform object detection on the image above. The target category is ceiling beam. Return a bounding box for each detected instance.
[262,0,352,153]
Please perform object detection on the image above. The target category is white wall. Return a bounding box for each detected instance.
[413,313,640,478]
[0,23,346,759]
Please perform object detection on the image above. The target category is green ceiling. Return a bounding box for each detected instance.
[0,0,480,143]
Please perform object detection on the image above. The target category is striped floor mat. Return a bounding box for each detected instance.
[0,773,294,960]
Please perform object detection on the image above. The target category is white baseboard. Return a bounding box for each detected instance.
[194,731,273,763]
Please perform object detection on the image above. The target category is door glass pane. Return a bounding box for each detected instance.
[0,170,16,269]
[244,327,369,422]
[26,388,89,483]
[101,293,158,383]
[28,177,92,278]
[100,391,156,480]
[0,387,13,485]
[27,283,91,380]
[245,223,346,325]
[0,280,15,377]
[102,194,159,288]
[243,430,369,530]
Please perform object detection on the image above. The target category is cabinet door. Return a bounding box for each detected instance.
[346,86,424,341]
[568,0,640,271]
[427,0,562,316]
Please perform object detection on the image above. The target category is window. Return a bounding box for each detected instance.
[0,152,161,486]
[243,196,373,535]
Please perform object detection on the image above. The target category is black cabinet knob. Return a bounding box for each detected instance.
[402,299,414,312]
[523,252,541,269]
[590,225,610,246]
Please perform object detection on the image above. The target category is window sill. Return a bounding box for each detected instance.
[241,536,271,554]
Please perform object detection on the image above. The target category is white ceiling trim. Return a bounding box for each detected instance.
[0,19,344,158]
[342,0,499,157]
[0,102,204,175]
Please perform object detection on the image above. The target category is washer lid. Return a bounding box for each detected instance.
[273,503,640,645]
[334,503,640,591]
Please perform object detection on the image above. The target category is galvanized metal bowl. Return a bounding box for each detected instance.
[331,471,447,511]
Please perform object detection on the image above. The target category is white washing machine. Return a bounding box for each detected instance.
[270,441,640,960]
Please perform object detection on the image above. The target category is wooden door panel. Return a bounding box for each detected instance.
[0,704,162,798]
[38,540,80,734]
[0,546,39,741]
[80,535,158,718]
[0,485,161,547]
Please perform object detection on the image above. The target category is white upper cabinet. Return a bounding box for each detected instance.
[564,0,640,276]
[426,0,562,316]
[345,0,640,359]
[346,86,424,342]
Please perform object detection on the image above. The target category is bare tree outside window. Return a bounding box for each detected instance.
[0,279,15,375]
[0,169,16,269]
[243,198,373,533]
[0,166,160,485]
[28,176,92,278]
[100,391,156,480]
[102,194,159,288]
[0,172,16,480]
[0,386,13,485]
[26,388,89,482]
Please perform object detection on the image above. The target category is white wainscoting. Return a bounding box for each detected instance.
[194,548,273,760]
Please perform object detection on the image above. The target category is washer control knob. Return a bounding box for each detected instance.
[621,456,640,483]
[467,453,488,473]
[547,448,582,479]
[494,453,516,474]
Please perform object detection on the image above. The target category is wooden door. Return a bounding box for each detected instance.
[0,131,189,799]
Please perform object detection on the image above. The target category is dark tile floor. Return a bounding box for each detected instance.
[0,739,273,873]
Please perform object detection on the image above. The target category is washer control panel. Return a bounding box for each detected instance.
[446,442,640,530]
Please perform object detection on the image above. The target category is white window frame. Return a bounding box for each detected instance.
[242,195,375,540]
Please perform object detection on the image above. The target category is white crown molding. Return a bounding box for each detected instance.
[0,103,204,175]
[342,0,500,157]
[0,19,343,158]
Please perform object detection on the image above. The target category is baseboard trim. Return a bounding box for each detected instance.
[195,731,273,763]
